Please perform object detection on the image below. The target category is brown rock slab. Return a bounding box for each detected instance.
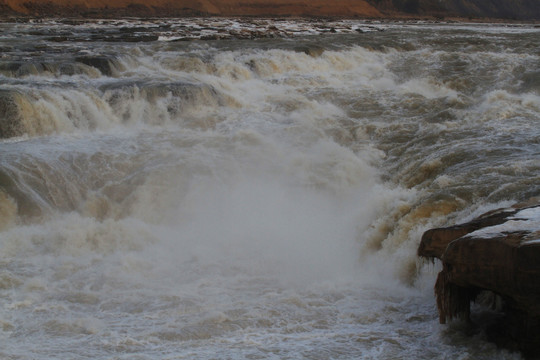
[418,200,540,357]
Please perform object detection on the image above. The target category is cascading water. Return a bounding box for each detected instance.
[0,19,538,359]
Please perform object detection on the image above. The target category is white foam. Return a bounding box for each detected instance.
[468,207,540,240]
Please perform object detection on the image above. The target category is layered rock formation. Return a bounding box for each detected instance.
[0,0,383,18]
[418,199,540,357]
[0,0,539,20]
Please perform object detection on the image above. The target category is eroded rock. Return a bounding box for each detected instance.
[419,199,540,357]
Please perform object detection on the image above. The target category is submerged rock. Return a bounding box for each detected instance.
[0,89,24,138]
[295,45,325,57]
[418,199,540,357]
[75,56,118,77]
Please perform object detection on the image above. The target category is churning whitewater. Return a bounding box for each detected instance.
[0,19,539,359]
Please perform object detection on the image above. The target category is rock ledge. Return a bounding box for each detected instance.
[418,199,540,357]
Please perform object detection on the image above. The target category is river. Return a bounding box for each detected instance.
[0,18,538,359]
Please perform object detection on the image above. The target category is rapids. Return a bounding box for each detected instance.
[0,19,538,359]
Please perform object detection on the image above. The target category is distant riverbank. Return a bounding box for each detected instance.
[1,0,539,21]
[0,0,383,19]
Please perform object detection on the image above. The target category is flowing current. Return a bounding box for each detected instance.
[0,19,539,359]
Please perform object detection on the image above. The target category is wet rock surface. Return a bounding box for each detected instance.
[0,17,388,45]
[419,199,540,358]
[75,56,117,76]
[0,89,24,138]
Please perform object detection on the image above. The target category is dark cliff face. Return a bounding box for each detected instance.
[443,0,540,20]
[370,0,540,20]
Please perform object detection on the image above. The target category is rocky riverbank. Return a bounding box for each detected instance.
[418,199,540,357]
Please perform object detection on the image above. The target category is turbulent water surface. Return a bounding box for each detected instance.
[0,18,539,359]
